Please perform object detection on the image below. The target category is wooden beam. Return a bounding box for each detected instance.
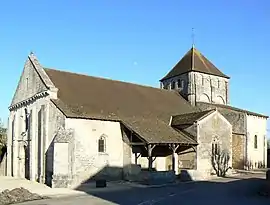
[191,145,196,152]
[169,144,179,153]
[130,142,146,146]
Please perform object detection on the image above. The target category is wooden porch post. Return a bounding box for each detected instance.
[169,144,179,173]
[191,145,197,170]
[147,144,156,171]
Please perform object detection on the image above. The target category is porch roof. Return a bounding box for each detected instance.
[171,109,215,126]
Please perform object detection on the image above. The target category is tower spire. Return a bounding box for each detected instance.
[191,28,195,48]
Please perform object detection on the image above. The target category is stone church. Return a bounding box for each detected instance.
[6,46,268,188]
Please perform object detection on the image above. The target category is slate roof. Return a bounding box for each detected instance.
[45,68,200,144]
[160,47,230,81]
[171,109,215,126]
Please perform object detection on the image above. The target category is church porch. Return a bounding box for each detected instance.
[121,123,198,184]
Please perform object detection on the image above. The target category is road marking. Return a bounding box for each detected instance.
[137,189,195,205]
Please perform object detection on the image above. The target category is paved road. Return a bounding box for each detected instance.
[17,174,269,205]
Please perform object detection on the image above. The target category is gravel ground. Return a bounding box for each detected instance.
[0,187,48,205]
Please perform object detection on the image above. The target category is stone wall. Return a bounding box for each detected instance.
[197,111,232,175]
[178,147,196,170]
[246,114,268,169]
[160,73,189,100]
[137,170,176,185]
[10,57,48,107]
[197,101,268,170]
[7,53,61,185]
[122,128,133,180]
[65,119,126,188]
[232,134,245,169]
[192,72,229,105]
[45,102,66,186]
[51,126,74,188]
[196,102,245,135]
[160,71,229,105]
[180,169,214,181]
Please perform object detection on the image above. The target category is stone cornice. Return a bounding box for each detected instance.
[8,91,49,111]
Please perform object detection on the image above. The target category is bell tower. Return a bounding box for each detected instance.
[159,46,230,106]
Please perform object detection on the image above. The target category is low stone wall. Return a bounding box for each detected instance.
[123,164,141,181]
[179,169,213,181]
[137,170,176,185]
[52,174,73,188]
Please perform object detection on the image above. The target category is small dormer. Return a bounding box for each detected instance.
[160,46,230,106]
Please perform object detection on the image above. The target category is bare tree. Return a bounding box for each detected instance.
[211,147,231,177]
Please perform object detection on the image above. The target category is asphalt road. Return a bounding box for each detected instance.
[17,174,269,205]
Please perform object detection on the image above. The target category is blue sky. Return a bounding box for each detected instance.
[0,1,269,134]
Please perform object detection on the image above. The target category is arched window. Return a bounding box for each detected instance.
[212,137,220,156]
[98,136,106,153]
[254,135,258,149]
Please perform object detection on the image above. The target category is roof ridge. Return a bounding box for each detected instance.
[193,48,210,71]
[191,47,195,70]
[159,48,193,81]
[44,67,172,93]
[45,67,198,107]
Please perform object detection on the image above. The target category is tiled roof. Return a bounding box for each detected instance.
[45,68,200,144]
[171,109,215,126]
[160,47,230,81]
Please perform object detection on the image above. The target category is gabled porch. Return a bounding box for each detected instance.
[121,121,198,184]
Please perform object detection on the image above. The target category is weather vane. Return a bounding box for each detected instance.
[192,28,195,48]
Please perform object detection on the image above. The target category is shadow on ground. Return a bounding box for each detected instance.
[73,170,269,205]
